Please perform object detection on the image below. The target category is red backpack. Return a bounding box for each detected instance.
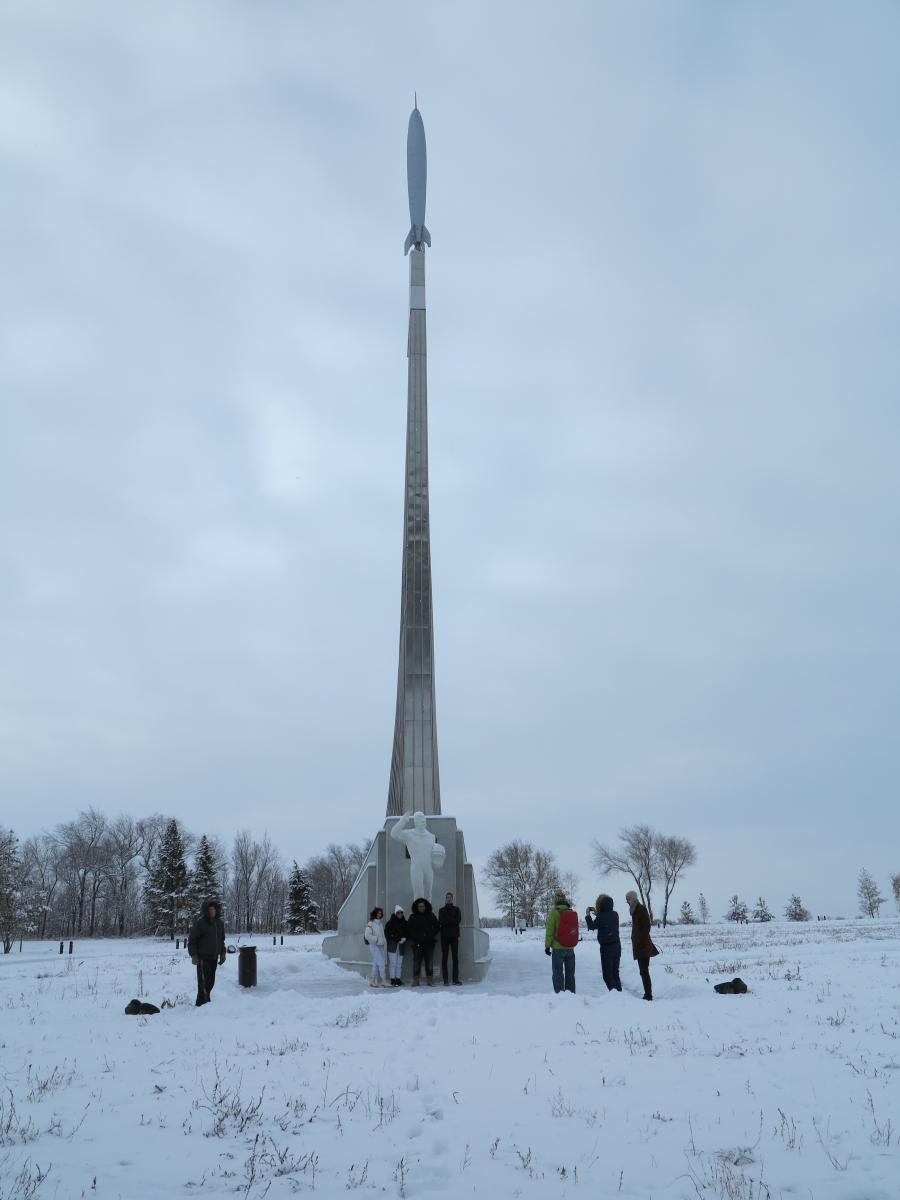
[555,908,579,948]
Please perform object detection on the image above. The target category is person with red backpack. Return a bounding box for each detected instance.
[545,891,578,994]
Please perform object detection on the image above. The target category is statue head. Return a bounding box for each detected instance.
[412,810,426,829]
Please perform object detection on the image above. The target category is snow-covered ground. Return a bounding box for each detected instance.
[2,921,899,1199]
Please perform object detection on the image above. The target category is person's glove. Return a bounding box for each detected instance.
[191,955,199,965]
[545,946,551,956]
[400,938,406,944]
[218,955,226,966]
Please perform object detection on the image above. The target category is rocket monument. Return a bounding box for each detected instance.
[323,104,490,982]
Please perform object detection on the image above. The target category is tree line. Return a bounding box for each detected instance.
[0,810,371,951]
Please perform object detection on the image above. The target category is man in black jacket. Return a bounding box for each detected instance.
[438,891,462,986]
[406,897,440,986]
[585,894,622,992]
[188,899,226,1007]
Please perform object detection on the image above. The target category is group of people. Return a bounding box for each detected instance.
[185,889,660,1007]
[364,892,463,987]
[545,889,659,999]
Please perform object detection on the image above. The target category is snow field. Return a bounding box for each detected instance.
[1,921,899,1199]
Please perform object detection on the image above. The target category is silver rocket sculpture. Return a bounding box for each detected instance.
[404,101,431,254]
[387,103,440,816]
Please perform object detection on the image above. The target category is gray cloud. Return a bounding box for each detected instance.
[2,1,899,918]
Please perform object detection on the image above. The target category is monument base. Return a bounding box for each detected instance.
[322,815,491,983]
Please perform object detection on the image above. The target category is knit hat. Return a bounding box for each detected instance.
[394,905,404,914]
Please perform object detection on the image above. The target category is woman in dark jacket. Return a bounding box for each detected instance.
[625,890,659,1000]
[405,897,440,986]
[384,905,408,986]
[585,894,622,991]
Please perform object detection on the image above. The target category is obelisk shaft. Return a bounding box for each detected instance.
[386,248,441,816]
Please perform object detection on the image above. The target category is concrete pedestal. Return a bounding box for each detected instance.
[322,815,491,982]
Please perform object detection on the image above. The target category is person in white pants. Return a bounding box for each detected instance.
[384,904,408,986]
[365,908,389,987]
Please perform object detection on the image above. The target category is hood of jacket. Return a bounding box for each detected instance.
[596,894,613,914]
[411,897,433,914]
[202,899,221,919]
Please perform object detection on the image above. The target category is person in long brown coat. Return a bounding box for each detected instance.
[625,890,659,1000]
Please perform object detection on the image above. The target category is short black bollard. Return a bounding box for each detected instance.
[272,935,276,946]
[280,935,283,946]
[238,946,257,988]
[59,941,63,954]
[68,941,74,955]
[176,938,180,950]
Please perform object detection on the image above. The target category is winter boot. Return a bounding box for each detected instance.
[411,976,420,987]
[426,976,434,987]
[369,977,378,988]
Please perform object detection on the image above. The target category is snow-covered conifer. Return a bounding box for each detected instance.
[752,896,773,922]
[857,868,884,918]
[145,819,190,938]
[784,894,810,922]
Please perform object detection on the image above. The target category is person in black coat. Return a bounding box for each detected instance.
[384,905,408,986]
[188,899,226,1007]
[405,897,440,986]
[438,891,462,986]
[585,893,622,992]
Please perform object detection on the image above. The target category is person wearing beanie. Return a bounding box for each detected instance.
[625,891,658,1000]
[585,894,622,991]
[384,904,408,986]
[544,892,577,994]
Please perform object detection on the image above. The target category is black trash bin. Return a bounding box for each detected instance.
[238,945,257,988]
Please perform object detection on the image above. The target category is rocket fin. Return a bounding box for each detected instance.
[422,225,431,247]
[404,228,415,255]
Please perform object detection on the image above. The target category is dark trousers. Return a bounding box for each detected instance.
[600,943,622,991]
[412,944,434,978]
[551,947,576,994]
[196,957,218,1005]
[441,935,459,983]
[636,956,652,999]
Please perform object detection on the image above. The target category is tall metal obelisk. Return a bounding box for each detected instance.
[387,103,440,817]
[322,104,490,981]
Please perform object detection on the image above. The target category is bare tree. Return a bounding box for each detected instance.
[21,835,60,939]
[106,815,143,936]
[53,809,109,935]
[483,840,562,925]
[231,831,279,933]
[591,825,658,922]
[656,835,697,927]
[857,867,884,918]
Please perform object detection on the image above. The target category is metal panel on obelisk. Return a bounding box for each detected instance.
[323,104,490,983]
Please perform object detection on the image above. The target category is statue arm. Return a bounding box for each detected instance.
[390,813,412,843]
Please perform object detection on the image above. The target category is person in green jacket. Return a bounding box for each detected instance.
[545,892,576,994]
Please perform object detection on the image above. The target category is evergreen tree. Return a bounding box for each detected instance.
[698,893,709,924]
[0,830,32,953]
[725,894,748,923]
[679,899,696,924]
[784,894,810,922]
[145,819,190,938]
[857,867,884,918]
[752,896,773,922]
[190,835,221,914]
[286,861,315,934]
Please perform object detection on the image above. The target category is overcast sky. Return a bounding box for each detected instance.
[2,2,898,920]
